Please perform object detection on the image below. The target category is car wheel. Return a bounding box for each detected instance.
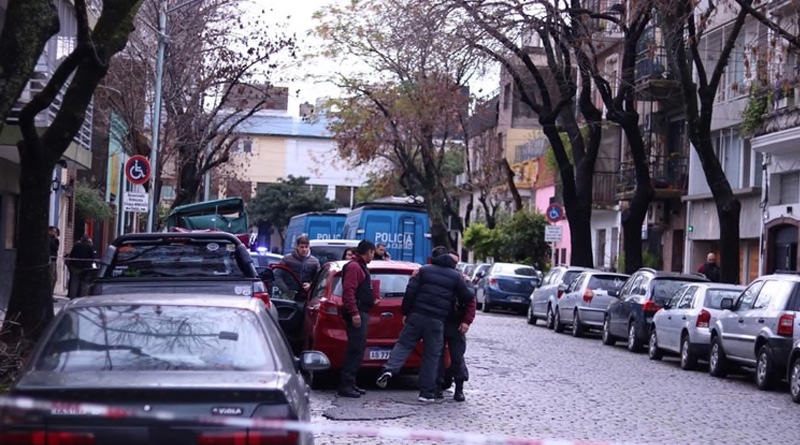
[756,344,779,391]
[571,311,584,338]
[527,305,538,325]
[708,336,728,378]
[680,335,698,371]
[648,329,663,361]
[476,301,483,310]
[627,321,643,352]
[602,315,616,346]
[482,298,491,313]
[553,308,565,333]
[545,305,555,330]
[790,356,800,404]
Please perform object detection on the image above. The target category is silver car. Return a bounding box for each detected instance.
[555,271,629,336]
[649,283,745,370]
[528,266,595,328]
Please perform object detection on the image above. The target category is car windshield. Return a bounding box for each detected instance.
[704,289,744,309]
[494,264,536,276]
[652,279,701,304]
[333,272,412,297]
[35,305,273,372]
[311,246,350,265]
[109,240,246,278]
[587,275,627,292]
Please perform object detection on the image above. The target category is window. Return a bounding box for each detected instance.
[4,194,18,249]
[678,287,696,309]
[651,279,698,304]
[160,185,176,200]
[705,25,745,102]
[333,272,413,297]
[503,83,512,110]
[587,275,627,293]
[712,129,742,188]
[232,139,252,154]
[704,289,745,309]
[754,280,794,310]
[596,229,606,268]
[310,184,328,196]
[560,248,567,265]
[108,240,247,278]
[494,264,536,276]
[562,270,583,286]
[737,281,763,311]
[779,172,800,205]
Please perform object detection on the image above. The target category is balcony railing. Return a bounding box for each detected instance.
[592,171,618,207]
[635,47,676,83]
[617,154,688,197]
[515,137,547,163]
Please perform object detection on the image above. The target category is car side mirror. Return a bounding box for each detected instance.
[662,301,672,310]
[608,290,619,298]
[720,298,734,310]
[372,279,381,302]
[558,283,567,292]
[299,351,331,372]
[476,272,485,279]
[259,268,274,282]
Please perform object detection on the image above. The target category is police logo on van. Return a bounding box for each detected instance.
[374,233,414,250]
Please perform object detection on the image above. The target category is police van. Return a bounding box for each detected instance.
[341,198,431,264]
[283,212,346,254]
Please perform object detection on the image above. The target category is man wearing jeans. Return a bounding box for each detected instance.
[375,246,473,403]
[337,240,376,398]
[437,251,476,402]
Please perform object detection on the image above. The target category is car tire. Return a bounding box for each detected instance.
[527,305,537,325]
[648,328,663,361]
[790,355,800,404]
[602,315,616,346]
[571,311,584,338]
[708,336,728,378]
[482,298,491,313]
[627,321,643,352]
[553,308,565,333]
[545,305,555,330]
[679,335,698,371]
[756,344,779,391]
[476,301,483,310]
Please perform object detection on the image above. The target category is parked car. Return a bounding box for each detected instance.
[708,272,800,390]
[475,263,540,314]
[649,282,745,369]
[471,263,491,306]
[554,271,630,336]
[602,268,709,352]
[788,339,800,403]
[528,266,595,328]
[295,260,440,387]
[2,293,329,445]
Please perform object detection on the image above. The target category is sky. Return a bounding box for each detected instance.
[242,0,499,116]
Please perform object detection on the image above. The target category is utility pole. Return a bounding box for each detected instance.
[147,0,167,232]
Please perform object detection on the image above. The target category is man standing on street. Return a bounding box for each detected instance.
[376,246,472,403]
[66,234,95,299]
[280,235,321,296]
[437,250,476,402]
[49,226,60,294]
[697,252,720,283]
[338,240,376,398]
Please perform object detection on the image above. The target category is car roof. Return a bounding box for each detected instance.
[492,262,535,268]
[761,271,800,281]
[686,282,746,290]
[63,293,263,311]
[327,260,421,272]
[581,271,630,278]
[309,239,360,247]
[113,232,244,244]
[637,268,709,281]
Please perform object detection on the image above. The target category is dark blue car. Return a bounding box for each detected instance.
[476,263,541,315]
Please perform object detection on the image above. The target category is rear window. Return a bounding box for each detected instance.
[311,246,349,265]
[494,264,536,276]
[562,270,583,286]
[333,272,412,297]
[109,241,246,278]
[652,279,701,304]
[36,305,273,372]
[588,275,627,292]
[704,289,744,309]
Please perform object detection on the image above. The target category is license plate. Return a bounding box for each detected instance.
[510,297,523,303]
[368,348,392,360]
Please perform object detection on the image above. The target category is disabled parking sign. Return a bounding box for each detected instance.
[546,203,564,223]
[125,155,151,185]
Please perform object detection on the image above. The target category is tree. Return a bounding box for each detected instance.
[314,0,485,249]
[248,176,336,251]
[101,0,296,214]
[462,222,500,261]
[4,0,144,337]
[462,209,550,266]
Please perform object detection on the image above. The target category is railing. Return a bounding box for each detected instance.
[586,0,625,38]
[592,171,618,206]
[635,47,676,83]
[617,154,689,194]
[515,137,547,163]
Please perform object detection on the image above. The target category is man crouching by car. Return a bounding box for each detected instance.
[375,246,473,403]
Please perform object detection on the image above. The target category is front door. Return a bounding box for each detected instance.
[269,264,308,355]
[771,225,798,273]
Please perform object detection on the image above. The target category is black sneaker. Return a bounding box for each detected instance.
[352,384,366,395]
[337,387,361,398]
[376,371,392,389]
[433,389,444,400]
[453,381,465,402]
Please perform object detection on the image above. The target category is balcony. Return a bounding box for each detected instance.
[553,170,619,209]
[635,47,681,102]
[515,137,546,163]
[752,86,800,156]
[616,154,688,200]
[586,0,625,45]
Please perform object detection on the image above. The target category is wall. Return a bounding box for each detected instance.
[591,210,620,270]
[534,184,571,265]
[687,195,762,240]
[284,137,370,201]
[240,135,287,185]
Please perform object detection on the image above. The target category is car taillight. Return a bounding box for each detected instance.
[488,277,497,285]
[696,309,711,328]
[642,300,661,313]
[583,289,594,303]
[253,292,271,308]
[320,300,339,315]
[0,430,95,445]
[778,313,795,336]
[557,289,564,299]
[196,430,298,445]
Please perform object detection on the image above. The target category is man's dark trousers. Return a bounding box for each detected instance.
[437,322,468,388]
[340,311,369,391]
[382,312,444,397]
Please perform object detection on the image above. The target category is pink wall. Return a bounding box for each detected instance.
[534,185,571,266]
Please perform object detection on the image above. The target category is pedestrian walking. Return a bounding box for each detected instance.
[280,235,321,295]
[436,251,476,402]
[374,242,391,260]
[338,240,376,398]
[697,252,720,283]
[49,226,60,294]
[66,234,95,299]
[375,246,472,403]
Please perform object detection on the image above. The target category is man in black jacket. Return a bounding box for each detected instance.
[375,246,472,403]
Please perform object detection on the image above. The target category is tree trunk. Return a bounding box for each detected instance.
[618,116,654,274]
[564,192,594,268]
[171,151,202,209]
[501,159,524,212]
[6,149,55,336]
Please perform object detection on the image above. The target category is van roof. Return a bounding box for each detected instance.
[353,202,427,211]
[291,211,346,218]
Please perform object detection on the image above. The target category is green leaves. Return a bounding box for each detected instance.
[74,181,114,221]
[463,209,551,267]
[247,175,336,235]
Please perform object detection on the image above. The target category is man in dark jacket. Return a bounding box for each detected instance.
[375,246,472,403]
[66,234,96,299]
[337,240,376,398]
[280,235,321,294]
[697,252,720,283]
[49,226,60,294]
[436,251,476,402]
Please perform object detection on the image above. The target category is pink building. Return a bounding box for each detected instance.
[533,157,571,266]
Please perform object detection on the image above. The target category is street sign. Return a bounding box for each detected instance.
[544,225,563,243]
[123,191,149,213]
[125,155,151,185]
[546,203,564,223]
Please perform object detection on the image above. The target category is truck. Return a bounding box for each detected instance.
[283,211,346,253]
[341,199,431,264]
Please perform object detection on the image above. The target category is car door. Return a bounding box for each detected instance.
[269,264,309,355]
[303,266,330,350]
[670,286,697,352]
[611,274,641,336]
[533,269,559,316]
[657,286,689,352]
[560,273,586,319]
[720,281,762,360]
[735,280,791,363]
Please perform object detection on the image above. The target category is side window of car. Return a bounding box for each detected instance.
[622,276,642,300]
[753,281,777,310]
[634,276,649,296]
[618,275,637,299]
[567,274,584,293]
[737,281,763,311]
[678,287,696,309]
[311,269,330,300]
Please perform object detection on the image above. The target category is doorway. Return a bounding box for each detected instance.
[770,224,798,273]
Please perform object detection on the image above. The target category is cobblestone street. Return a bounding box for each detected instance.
[312,311,800,445]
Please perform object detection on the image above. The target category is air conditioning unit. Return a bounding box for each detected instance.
[646,202,667,225]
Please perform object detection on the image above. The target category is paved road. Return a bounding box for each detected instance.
[311,310,800,445]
